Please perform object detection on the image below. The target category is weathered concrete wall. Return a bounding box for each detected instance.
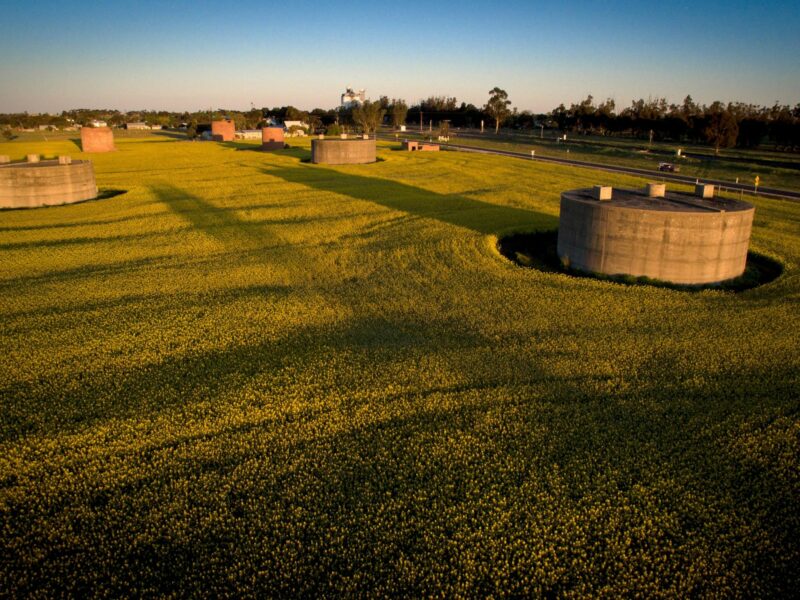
[311,139,376,164]
[0,160,98,209]
[557,188,755,285]
[80,127,115,152]
[211,120,235,142]
[402,140,440,152]
[262,127,285,151]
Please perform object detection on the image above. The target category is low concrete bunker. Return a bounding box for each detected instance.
[0,158,98,209]
[557,185,755,285]
[80,126,115,153]
[402,140,439,152]
[262,127,285,151]
[311,138,376,165]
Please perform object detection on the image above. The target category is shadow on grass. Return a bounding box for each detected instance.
[498,230,784,292]
[149,183,274,248]
[4,350,797,597]
[0,189,127,214]
[219,141,312,162]
[263,165,556,235]
[0,311,498,444]
[151,131,189,141]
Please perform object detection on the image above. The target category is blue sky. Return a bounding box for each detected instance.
[1,0,798,113]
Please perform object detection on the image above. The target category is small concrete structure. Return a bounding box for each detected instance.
[695,183,715,198]
[557,186,755,285]
[402,140,440,152]
[80,126,115,153]
[645,183,666,198]
[211,120,235,142]
[58,155,72,165]
[0,158,98,209]
[311,138,376,165]
[592,185,612,201]
[261,127,285,151]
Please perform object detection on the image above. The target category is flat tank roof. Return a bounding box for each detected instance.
[562,187,753,213]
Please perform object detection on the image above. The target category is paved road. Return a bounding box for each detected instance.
[380,134,800,201]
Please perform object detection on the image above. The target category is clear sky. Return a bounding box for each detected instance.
[1,0,798,114]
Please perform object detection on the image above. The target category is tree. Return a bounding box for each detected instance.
[485,87,511,134]
[705,102,739,155]
[352,100,386,135]
[390,99,408,129]
[2,128,14,141]
[186,121,198,141]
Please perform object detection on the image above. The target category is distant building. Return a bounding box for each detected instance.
[283,121,309,137]
[89,120,107,128]
[341,87,366,108]
[125,122,149,130]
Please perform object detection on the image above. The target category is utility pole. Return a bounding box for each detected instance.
[420,111,423,133]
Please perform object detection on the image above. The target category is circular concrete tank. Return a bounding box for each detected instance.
[557,187,755,285]
[262,127,285,151]
[0,159,98,209]
[311,138,376,165]
[80,126,115,153]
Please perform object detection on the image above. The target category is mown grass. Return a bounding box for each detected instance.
[1,134,799,597]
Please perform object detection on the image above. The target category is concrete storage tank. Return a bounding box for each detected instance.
[211,120,235,142]
[557,185,755,285]
[80,126,115,152]
[311,138,376,164]
[0,158,98,208]
[262,127,285,151]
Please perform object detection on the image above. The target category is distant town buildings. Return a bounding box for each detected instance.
[283,120,309,136]
[341,87,366,108]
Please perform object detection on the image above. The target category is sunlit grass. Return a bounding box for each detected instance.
[1,134,798,596]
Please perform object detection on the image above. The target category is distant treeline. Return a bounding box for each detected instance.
[2,93,799,151]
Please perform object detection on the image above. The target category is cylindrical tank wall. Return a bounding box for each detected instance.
[557,194,754,285]
[80,127,115,153]
[211,120,235,142]
[262,127,285,151]
[0,160,98,208]
[311,139,376,164]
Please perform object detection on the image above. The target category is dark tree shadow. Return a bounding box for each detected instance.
[149,183,276,248]
[263,165,556,235]
[151,131,189,141]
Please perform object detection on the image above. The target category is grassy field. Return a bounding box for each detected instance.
[395,129,800,192]
[1,134,799,596]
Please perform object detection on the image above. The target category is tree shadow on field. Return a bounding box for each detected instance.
[5,353,798,597]
[150,183,273,248]
[152,131,189,141]
[0,312,502,444]
[219,141,311,162]
[263,165,556,235]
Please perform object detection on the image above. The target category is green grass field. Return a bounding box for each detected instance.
[1,134,799,596]
[397,129,800,192]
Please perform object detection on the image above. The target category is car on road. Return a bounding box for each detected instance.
[658,162,680,173]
